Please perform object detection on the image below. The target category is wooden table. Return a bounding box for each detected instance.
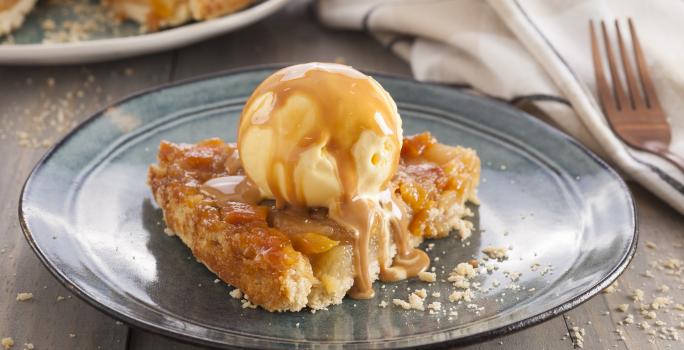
[1,1,682,349]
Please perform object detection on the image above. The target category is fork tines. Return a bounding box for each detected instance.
[589,19,684,172]
[590,18,663,114]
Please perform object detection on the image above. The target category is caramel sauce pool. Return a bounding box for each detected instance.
[232,63,429,299]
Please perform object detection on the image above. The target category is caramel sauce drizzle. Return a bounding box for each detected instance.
[231,63,429,299]
[200,176,261,205]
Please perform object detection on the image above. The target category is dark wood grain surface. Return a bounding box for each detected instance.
[1,1,682,349]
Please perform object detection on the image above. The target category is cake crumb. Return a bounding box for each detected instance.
[418,271,436,283]
[661,258,682,270]
[68,334,76,338]
[408,293,425,311]
[413,288,427,299]
[449,275,470,289]
[1,338,13,349]
[631,289,644,302]
[569,326,585,348]
[645,241,657,249]
[379,300,388,308]
[623,314,634,325]
[616,304,629,312]
[16,293,33,301]
[651,297,671,310]
[448,289,473,303]
[482,246,508,261]
[427,302,442,311]
[453,262,477,278]
[229,288,243,299]
[393,299,411,310]
[602,281,618,294]
[23,343,34,350]
[57,296,66,301]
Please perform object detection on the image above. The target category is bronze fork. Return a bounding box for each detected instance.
[589,18,684,171]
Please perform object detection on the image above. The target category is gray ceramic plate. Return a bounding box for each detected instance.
[19,67,637,349]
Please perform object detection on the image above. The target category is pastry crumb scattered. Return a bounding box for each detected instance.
[408,293,425,311]
[427,302,442,311]
[1,338,13,349]
[602,281,618,294]
[418,271,436,283]
[229,288,242,299]
[569,326,585,348]
[482,246,508,261]
[392,299,411,310]
[16,292,33,301]
[651,297,671,310]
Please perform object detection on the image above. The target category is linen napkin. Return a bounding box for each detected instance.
[316,0,684,215]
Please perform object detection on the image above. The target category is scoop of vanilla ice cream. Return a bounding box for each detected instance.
[238,63,402,208]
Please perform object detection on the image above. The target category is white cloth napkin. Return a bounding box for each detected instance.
[317,0,684,215]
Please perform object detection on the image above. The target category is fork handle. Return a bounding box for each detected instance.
[646,144,684,173]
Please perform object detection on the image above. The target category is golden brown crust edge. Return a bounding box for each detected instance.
[147,140,315,312]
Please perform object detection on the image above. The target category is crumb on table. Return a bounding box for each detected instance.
[15,292,33,301]
[1,337,13,349]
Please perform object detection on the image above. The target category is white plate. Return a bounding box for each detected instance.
[0,0,288,65]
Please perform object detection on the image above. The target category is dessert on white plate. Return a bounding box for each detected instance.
[0,0,37,36]
[148,62,481,311]
[104,0,254,31]
[0,0,254,35]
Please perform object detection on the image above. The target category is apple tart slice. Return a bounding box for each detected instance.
[147,132,480,312]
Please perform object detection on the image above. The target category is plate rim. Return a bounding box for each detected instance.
[18,64,638,349]
[0,0,289,65]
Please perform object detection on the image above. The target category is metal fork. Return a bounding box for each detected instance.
[589,19,684,171]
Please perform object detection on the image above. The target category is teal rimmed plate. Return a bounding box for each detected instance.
[19,66,636,349]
